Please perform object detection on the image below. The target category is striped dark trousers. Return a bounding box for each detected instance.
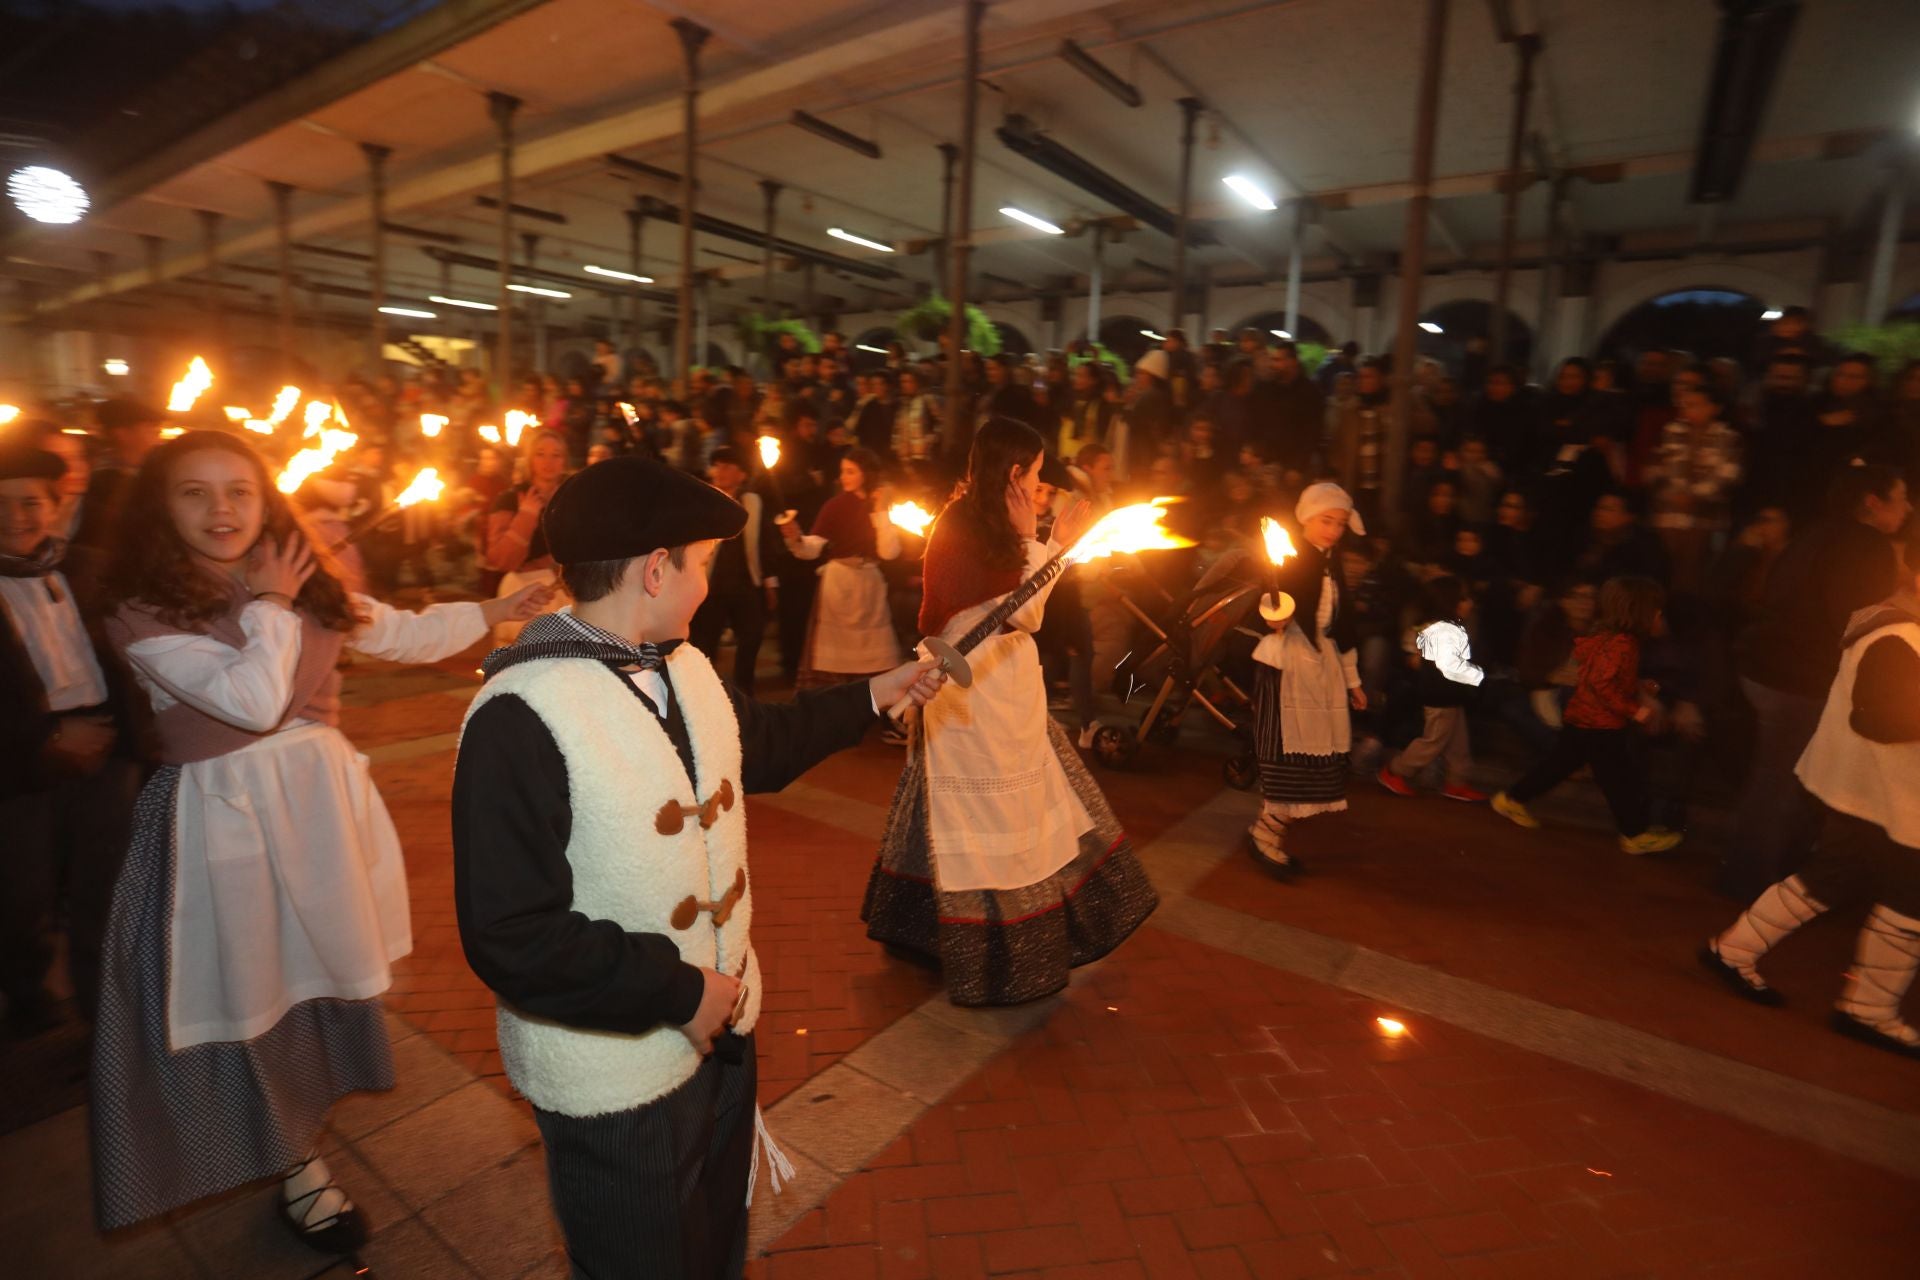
[532,1032,757,1279]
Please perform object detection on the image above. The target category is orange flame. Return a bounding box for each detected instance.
[477,424,502,445]
[1261,517,1296,568]
[276,427,358,494]
[166,356,213,413]
[888,500,934,537]
[393,467,445,508]
[419,413,449,438]
[757,435,781,470]
[1063,500,1192,566]
[504,410,539,447]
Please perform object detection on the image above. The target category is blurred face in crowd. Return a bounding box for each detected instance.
[1635,351,1672,387]
[1484,372,1515,402]
[1072,364,1096,395]
[1455,528,1483,561]
[1225,472,1253,505]
[1271,347,1300,381]
[167,447,264,568]
[710,459,745,494]
[1677,388,1719,428]
[0,476,58,557]
[1339,547,1371,589]
[1083,451,1115,494]
[1763,360,1809,396]
[1592,493,1631,534]
[1303,508,1349,551]
[1496,490,1528,529]
[900,371,920,397]
[1669,368,1705,405]
[1555,363,1589,397]
[986,360,1007,387]
[1199,364,1222,393]
[1238,331,1262,355]
[1830,359,1874,400]
[1592,363,1619,392]
[1032,479,1057,510]
[106,419,163,468]
[1900,365,1920,401]
[586,444,614,466]
[1460,438,1488,469]
[1432,376,1459,407]
[1560,582,1598,628]
[1774,312,1809,339]
[1355,366,1383,397]
[528,435,568,488]
[1746,506,1790,552]
[43,432,90,499]
[1410,438,1438,469]
[1426,481,1456,516]
[1862,480,1912,536]
[476,447,503,477]
[838,456,867,494]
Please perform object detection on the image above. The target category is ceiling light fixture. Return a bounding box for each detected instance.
[429,294,498,311]
[102,358,131,376]
[584,265,654,283]
[379,305,437,319]
[1760,307,1783,320]
[790,111,883,160]
[507,284,572,299]
[1057,38,1142,108]
[1000,206,1064,235]
[1222,174,1278,211]
[1418,321,1444,334]
[855,343,889,354]
[827,227,893,253]
[7,164,89,224]
[1270,329,1292,340]
[1141,328,1166,341]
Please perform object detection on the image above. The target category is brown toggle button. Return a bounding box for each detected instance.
[670,867,747,931]
[654,777,735,835]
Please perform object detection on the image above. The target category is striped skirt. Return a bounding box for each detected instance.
[1251,666,1350,818]
[89,767,393,1230]
[862,718,1158,1007]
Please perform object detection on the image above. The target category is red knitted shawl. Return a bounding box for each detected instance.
[809,490,878,559]
[918,510,1025,637]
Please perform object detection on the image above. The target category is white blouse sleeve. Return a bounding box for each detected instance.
[872,513,902,561]
[1416,622,1484,687]
[790,534,827,561]
[1003,539,1061,634]
[123,602,303,732]
[1253,632,1287,671]
[349,596,488,664]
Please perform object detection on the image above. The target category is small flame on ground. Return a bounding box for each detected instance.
[393,467,445,508]
[166,357,213,413]
[757,434,781,470]
[1063,500,1193,566]
[1375,1017,1407,1036]
[888,500,934,536]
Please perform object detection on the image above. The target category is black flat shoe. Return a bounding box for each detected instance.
[280,1158,370,1255]
[1830,1010,1920,1060]
[1696,944,1783,1007]
[1244,833,1299,880]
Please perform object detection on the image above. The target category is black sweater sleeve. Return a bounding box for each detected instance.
[1851,635,1920,744]
[729,679,879,794]
[452,695,706,1033]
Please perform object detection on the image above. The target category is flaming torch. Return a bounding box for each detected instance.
[886,499,1192,719]
[276,426,359,494]
[888,501,934,539]
[757,433,793,514]
[477,424,502,445]
[167,356,214,413]
[1258,517,1297,625]
[504,409,538,447]
[336,467,445,547]
[419,413,449,439]
[0,405,20,425]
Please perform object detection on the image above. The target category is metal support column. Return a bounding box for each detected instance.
[522,232,545,374]
[1087,223,1105,343]
[1863,167,1908,324]
[1490,33,1539,366]
[489,92,521,393]
[759,179,782,319]
[627,204,647,338]
[673,17,711,381]
[695,273,710,370]
[268,181,295,367]
[936,143,959,293]
[364,143,393,368]
[141,234,163,286]
[802,261,817,330]
[197,209,224,359]
[1170,97,1203,333]
[1284,201,1305,337]
[1385,0,1450,525]
[944,0,985,470]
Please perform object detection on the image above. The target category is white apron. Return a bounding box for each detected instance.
[921,572,1091,894]
[809,558,903,674]
[168,722,411,1050]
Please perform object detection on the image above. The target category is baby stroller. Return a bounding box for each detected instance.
[1088,547,1266,788]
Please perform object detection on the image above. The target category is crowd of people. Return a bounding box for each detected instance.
[1,300,1916,1270]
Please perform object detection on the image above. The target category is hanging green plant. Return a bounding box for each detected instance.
[895,295,1002,357]
[735,312,822,356]
[1295,342,1331,376]
[1822,321,1920,377]
[1066,341,1131,379]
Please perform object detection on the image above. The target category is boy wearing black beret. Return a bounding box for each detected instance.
[452,457,944,1279]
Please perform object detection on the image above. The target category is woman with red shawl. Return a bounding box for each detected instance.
[862,418,1157,1005]
[778,447,904,688]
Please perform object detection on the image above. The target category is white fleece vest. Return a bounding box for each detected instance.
[1796,619,1920,850]
[463,643,763,1117]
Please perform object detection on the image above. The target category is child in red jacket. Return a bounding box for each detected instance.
[1492,576,1684,854]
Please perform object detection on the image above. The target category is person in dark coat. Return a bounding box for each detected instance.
[71,397,164,553]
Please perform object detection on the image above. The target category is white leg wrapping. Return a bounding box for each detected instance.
[745,1104,796,1207]
[1711,875,1827,989]
[1837,906,1920,1046]
[1248,803,1289,864]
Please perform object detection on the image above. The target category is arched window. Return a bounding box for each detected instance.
[1228,310,1331,349]
[1085,314,1157,364]
[1411,300,1533,380]
[849,327,898,373]
[993,322,1033,357]
[1594,289,1766,364]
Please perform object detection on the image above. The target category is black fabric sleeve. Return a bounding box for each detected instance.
[1850,635,1920,744]
[452,694,706,1034]
[728,679,879,794]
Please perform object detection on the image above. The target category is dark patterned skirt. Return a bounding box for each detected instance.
[1252,666,1349,817]
[90,767,394,1231]
[862,719,1158,1007]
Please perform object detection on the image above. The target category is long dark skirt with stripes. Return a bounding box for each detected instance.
[862,718,1158,1007]
[1251,665,1350,818]
[89,767,393,1231]
[533,1032,758,1280]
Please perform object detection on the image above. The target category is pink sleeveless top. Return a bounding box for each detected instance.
[106,577,351,765]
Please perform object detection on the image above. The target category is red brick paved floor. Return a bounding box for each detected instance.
[749,925,1918,1280]
[1188,787,1920,1115]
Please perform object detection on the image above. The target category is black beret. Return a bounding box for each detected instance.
[0,444,67,484]
[1039,454,1073,490]
[542,456,746,565]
